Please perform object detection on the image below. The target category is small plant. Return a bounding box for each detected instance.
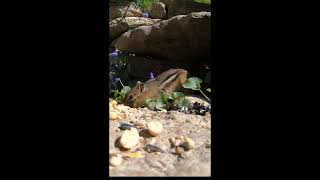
[182,77,211,102]
[113,78,131,102]
[144,91,191,111]
[135,0,155,11]
[194,0,212,4]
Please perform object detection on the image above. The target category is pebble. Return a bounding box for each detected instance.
[176,135,184,140]
[111,100,117,108]
[109,111,118,120]
[109,103,114,111]
[169,137,181,147]
[147,121,163,136]
[175,146,184,155]
[109,154,122,166]
[119,128,140,149]
[173,139,182,147]
[183,137,195,150]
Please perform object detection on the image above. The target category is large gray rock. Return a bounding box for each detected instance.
[168,0,211,18]
[109,17,162,41]
[115,12,211,64]
[149,2,167,19]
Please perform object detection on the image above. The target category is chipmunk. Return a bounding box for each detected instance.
[124,69,188,108]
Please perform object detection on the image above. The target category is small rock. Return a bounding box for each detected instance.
[109,103,114,111]
[176,135,184,140]
[173,139,182,147]
[169,137,182,147]
[109,111,118,120]
[147,121,163,136]
[109,154,122,167]
[175,146,184,155]
[111,100,117,107]
[183,137,195,150]
[120,128,140,149]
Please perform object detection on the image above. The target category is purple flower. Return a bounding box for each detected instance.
[150,72,154,79]
[114,77,121,89]
[109,49,120,65]
[142,13,149,18]
[110,49,119,58]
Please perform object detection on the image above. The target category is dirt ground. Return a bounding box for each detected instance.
[109,96,212,176]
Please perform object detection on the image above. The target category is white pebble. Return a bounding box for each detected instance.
[111,100,117,107]
[109,111,118,120]
[147,121,163,137]
[109,154,122,166]
[120,128,140,149]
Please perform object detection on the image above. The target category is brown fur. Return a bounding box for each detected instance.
[124,69,188,108]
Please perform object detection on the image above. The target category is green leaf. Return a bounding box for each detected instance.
[172,92,185,100]
[182,77,202,90]
[147,101,156,110]
[206,88,211,92]
[113,90,120,98]
[115,96,122,102]
[161,94,169,104]
[193,0,211,4]
[121,86,131,94]
[144,98,153,106]
[155,98,165,110]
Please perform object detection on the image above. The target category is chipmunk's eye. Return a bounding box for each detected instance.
[128,95,134,101]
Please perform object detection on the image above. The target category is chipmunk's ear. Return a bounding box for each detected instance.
[136,81,144,92]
